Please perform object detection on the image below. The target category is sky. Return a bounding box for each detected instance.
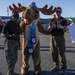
[0,0,75,19]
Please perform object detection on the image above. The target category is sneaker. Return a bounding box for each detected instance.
[50,66,60,72]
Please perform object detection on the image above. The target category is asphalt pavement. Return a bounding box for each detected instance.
[0,33,75,75]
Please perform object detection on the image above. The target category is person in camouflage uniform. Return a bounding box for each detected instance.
[3,11,20,75]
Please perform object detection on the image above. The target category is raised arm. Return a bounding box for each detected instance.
[37,21,50,35]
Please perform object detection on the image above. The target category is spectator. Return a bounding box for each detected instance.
[3,11,20,75]
[48,7,68,73]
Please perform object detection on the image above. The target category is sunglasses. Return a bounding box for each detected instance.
[56,11,61,13]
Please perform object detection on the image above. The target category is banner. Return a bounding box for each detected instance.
[68,25,75,43]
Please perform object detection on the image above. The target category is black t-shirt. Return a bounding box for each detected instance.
[50,17,67,36]
[3,20,20,40]
[3,20,20,35]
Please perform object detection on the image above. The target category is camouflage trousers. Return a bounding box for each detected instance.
[4,39,20,75]
[50,36,67,69]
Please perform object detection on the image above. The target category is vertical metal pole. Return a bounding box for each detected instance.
[7,7,9,16]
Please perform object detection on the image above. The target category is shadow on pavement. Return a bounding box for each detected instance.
[42,70,75,75]
[22,71,61,75]
[42,71,61,75]
[27,70,75,75]
[0,69,75,75]
[0,72,4,75]
[27,71,60,75]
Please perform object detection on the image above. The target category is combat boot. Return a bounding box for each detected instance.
[34,66,42,75]
[61,66,67,74]
[50,65,60,72]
